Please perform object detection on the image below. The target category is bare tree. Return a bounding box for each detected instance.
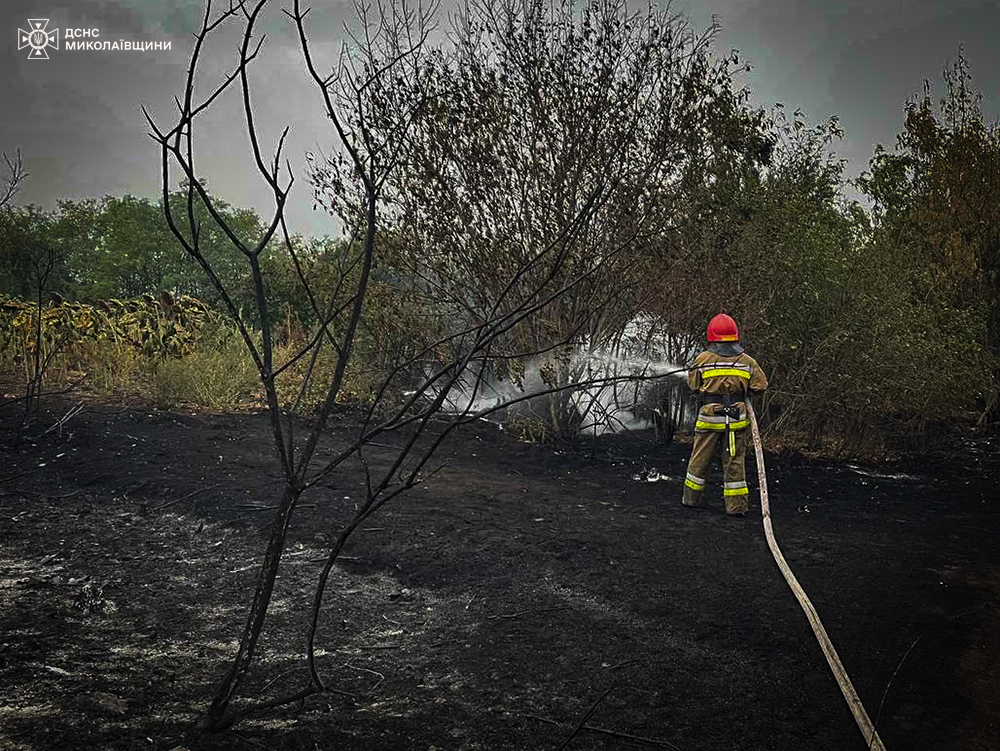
[0,204,70,441]
[19,246,63,431]
[145,0,701,731]
[0,149,27,211]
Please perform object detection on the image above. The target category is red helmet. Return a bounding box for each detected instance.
[707,313,739,342]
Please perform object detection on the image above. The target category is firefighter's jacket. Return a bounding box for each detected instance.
[687,344,768,431]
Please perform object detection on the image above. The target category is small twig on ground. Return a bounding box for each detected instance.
[870,634,922,749]
[152,483,221,512]
[341,661,386,694]
[0,384,78,410]
[556,682,618,751]
[0,468,38,485]
[256,666,309,696]
[487,605,571,620]
[308,555,362,563]
[524,714,683,750]
[425,463,447,481]
[49,489,82,499]
[42,402,85,437]
[237,503,317,513]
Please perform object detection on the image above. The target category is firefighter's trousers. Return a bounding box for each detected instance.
[682,405,749,515]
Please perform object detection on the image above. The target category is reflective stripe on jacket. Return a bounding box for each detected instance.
[687,346,768,432]
[687,348,768,399]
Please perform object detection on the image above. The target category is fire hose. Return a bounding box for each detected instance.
[746,400,887,751]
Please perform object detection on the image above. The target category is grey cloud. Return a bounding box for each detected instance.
[3,0,1000,236]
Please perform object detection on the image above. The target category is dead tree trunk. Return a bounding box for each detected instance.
[203,484,301,729]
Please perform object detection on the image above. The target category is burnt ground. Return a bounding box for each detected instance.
[0,399,998,751]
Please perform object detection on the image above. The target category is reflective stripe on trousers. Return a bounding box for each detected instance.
[682,426,749,514]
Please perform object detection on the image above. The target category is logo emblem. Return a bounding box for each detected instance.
[18,19,59,59]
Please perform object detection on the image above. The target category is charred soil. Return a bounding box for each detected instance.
[1,399,998,751]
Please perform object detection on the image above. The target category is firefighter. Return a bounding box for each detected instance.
[682,313,768,516]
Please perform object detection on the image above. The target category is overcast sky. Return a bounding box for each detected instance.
[3,0,999,238]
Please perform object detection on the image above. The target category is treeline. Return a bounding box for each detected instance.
[0,190,344,327]
[2,1,998,455]
[0,190,408,411]
[742,55,1000,452]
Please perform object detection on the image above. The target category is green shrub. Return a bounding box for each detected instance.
[153,327,258,411]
